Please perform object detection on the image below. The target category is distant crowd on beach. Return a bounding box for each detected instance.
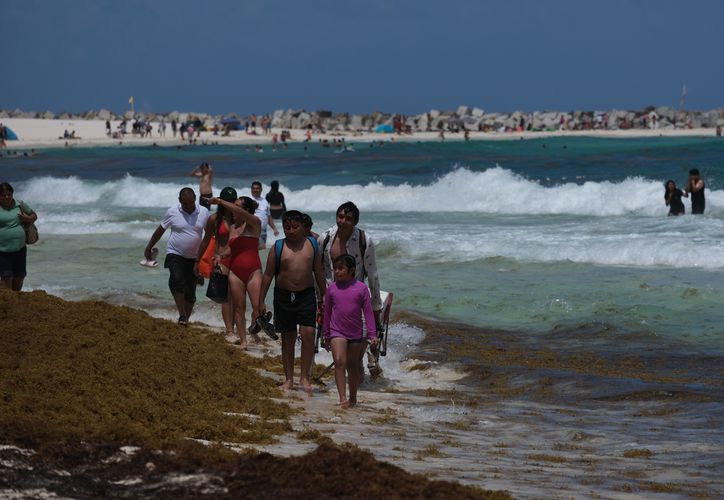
[140,163,385,409]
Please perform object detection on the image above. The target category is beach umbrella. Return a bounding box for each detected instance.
[221,117,242,130]
[2,126,18,140]
[375,124,394,133]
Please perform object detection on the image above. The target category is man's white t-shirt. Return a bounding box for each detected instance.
[161,203,210,259]
[253,195,270,232]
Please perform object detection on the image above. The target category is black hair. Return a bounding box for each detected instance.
[238,196,258,214]
[179,187,196,198]
[689,168,700,176]
[282,210,305,224]
[336,201,360,224]
[664,179,676,195]
[0,182,13,194]
[251,180,262,189]
[333,253,356,271]
[270,180,280,192]
[300,213,313,229]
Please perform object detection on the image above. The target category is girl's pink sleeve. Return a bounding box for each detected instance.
[323,287,333,340]
[361,286,377,340]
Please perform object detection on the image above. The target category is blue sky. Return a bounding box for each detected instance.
[2,0,722,115]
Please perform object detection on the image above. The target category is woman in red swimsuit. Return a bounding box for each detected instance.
[210,195,262,349]
[195,187,237,338]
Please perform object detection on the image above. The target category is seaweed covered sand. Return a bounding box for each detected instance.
[0,290,509,499]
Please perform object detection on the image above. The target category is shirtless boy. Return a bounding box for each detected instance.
[259,210,326,392]
[190,162,213,209]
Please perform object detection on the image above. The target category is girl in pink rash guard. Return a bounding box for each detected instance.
[323,254,378,408]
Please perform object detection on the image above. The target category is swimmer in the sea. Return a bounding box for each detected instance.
[664,180,686,216]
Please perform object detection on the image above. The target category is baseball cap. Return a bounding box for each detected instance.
[219,186,237,202]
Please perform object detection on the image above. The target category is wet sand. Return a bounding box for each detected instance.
[249,311,723,498]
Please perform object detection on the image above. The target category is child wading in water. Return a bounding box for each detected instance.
[323,254,378,408]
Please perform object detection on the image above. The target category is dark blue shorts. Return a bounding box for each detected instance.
[0,246,27,278]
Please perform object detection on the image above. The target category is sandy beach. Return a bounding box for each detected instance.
[1,117,719,150]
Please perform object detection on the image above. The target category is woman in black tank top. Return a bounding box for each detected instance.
[266,180,287,219]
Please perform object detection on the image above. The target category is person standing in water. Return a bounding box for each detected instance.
[265,180,287,220]
[664,180,686,216]
[684,168,705,215]
[190,162,213,210]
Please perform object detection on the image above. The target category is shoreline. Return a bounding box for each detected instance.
[1,117,720,151]
[3,284,722,497]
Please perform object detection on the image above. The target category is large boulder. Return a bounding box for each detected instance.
[656,106,676,122]
[97,108,112,120]
[429,109,440,119]
[42,110,55,120]
[349,115,363,130]
[471,107,484,117]
[456,105,470,116]
[417,113,429,131]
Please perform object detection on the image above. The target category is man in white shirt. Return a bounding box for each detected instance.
[251,181,279,249]
[144,187,210,325]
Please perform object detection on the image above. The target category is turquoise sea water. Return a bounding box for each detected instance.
[3,136,724,354]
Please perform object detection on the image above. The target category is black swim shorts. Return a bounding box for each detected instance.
[0,246,27,278]
[199,192,212,210]
[273,286,317,333]
[164,253,197,304]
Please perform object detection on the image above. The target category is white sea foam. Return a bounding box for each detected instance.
[16,167,724,216]
[18,174,183,207]
[372,217,724,268]
[284,167,724,216]
[17,168,724,268]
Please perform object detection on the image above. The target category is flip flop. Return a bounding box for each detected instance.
[256,311,278,340]
[140,248,159,267]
